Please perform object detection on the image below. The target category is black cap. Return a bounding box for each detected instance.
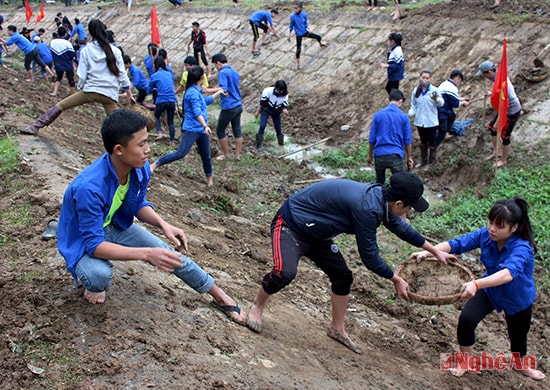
[389,89,405,102]
[192,21,200,26]
[388,172,429,212]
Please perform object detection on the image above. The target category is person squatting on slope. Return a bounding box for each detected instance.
[57,109,247,326]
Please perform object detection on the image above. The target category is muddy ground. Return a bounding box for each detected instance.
[1,1,549,389]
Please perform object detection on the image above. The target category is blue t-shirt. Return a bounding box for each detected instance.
[128,64,149,90]
[289,11,309,37]
[250,10,273,26]
[147,68,176,104]
[218,65,242,110]
[369,103,412,158]
[448,227,536,315]
[6,32,36,55]
[36,42,53,63]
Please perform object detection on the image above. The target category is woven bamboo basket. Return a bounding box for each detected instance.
[396,257,474,305]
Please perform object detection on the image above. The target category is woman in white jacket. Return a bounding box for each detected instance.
[22,19,133,135]
[408,70,443,168]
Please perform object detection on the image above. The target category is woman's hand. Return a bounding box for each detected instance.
[460,281,478,299]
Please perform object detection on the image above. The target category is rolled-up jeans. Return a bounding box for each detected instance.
[74,224,215,294]
[374,154,405,184]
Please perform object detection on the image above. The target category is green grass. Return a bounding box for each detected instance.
[312,136,550,290]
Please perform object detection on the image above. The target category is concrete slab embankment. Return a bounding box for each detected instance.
[2,3,548,142]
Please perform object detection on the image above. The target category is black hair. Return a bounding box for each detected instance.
[271,8,279,14]
[57,12,63,17]
[57,26,67,37]
[415,69,431,98]
[488,197,537,254]
[211,53,227,64]
[295,2,303,9]
[7,25,16,32]
[274,80,288,96]
[388,32,402,46]
[106,29,115,43]
[78,38,87,45]
[123,54,132,65]
[184,55,198,65]
[88,19,120,77]
[450,69,464,81]
[158,48,167,59]
[75,18,80,24]
[148,45,158,56]
[381,185,411,207]
[101,109,148,154]
[185,65,204,91]
[154,55,166,72]
[38,28,45,33]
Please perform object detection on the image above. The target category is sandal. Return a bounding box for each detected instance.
[42,219,59,240]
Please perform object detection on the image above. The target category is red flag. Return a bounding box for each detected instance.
[150,5,161,46]
[25,0,33,24]
[490,39,509,135]
[35,0,45,24]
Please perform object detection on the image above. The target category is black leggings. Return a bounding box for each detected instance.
[457,289,533,356]
[295,32,321,58]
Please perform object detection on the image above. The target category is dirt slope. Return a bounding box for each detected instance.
[1,1,549,389]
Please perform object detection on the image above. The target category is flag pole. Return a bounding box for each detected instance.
[494,115,500,178]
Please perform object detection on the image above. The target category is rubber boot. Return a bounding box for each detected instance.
[256,133,264,151]
[21,106,62,135]
[277,133,285,146]
[423,147,436,170]
[415,144,427,168]
[428,147,436,165]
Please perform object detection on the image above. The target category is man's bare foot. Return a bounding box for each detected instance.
[206,176,213,186]
[517,368,545,381]
[246,304,264,333]
[495,160,507,167]
[84,289,106,304]
[485,152,497,161]
[216,154,229,161]
[50,93,57,96]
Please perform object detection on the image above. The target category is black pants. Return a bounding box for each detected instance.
[385,80,400,95]
[295,32,321,58]
[261,214,354,296]
[457,289,533,356]
[193,47,208,67]
[417,125,438,147]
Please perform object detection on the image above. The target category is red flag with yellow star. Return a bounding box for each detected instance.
[490,39,509,135]
[151,5,161,46]
[25,0,33,24]
[35,0,45,24]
